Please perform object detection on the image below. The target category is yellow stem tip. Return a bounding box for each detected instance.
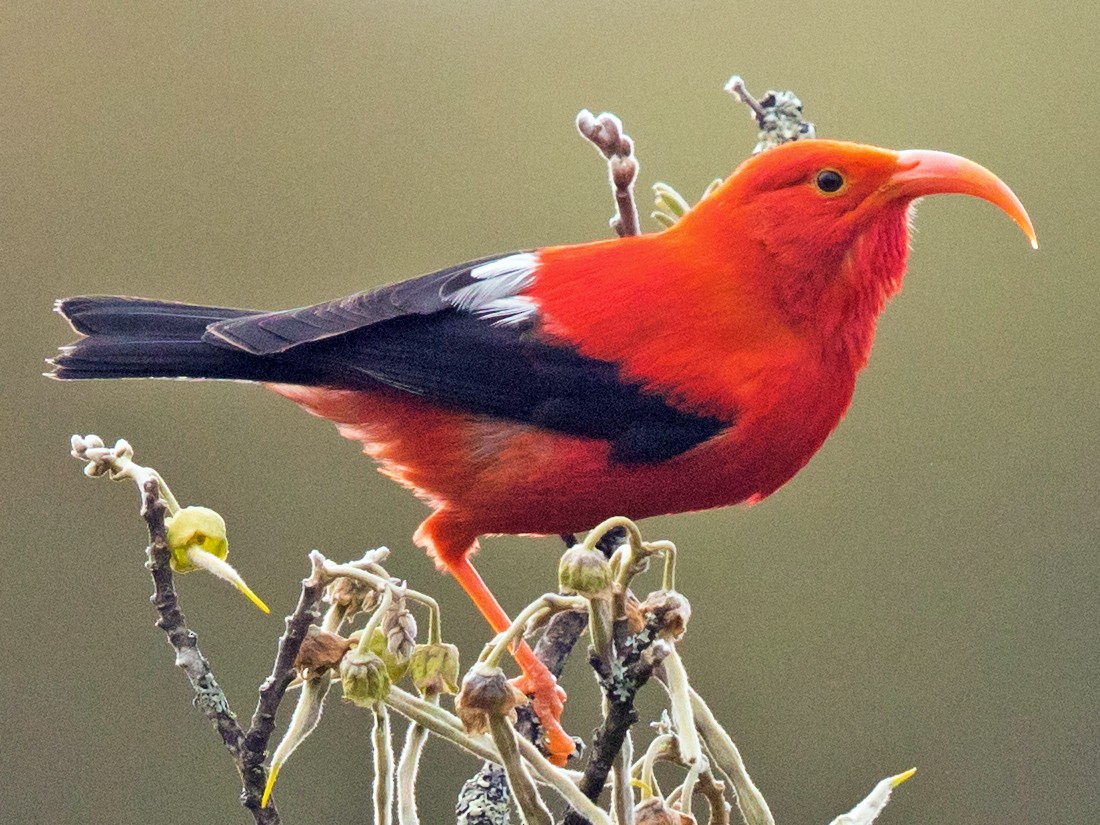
[890,767,917,788]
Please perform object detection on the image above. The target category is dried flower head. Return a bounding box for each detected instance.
[294,625,349,680]
[324,575,378,621]
[409,642,460,696]
[641,590,691,640]
[634,797,696,824]
[454,663,527,734]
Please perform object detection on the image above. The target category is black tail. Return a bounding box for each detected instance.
[49,296,318,384]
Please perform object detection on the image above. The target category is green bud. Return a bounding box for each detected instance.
[409,642,460,696]
[340,649,391,707]
[558,543,613,598]
[347,627,411,683]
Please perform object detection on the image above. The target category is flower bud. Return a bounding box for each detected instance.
[641,590,691,640]
[455,663,526,734]
[165,506,227,572]
[340,649,391,707]
[163,505,269,612]
[409,642,460,696]
[294,625,349,680]
[347,627,411,683]
[558,543,613,598]
[380,598,417,663]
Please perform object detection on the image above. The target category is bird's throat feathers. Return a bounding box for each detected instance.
[831,203,913,368]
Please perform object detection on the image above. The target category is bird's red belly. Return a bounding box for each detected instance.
[267,379,845,537]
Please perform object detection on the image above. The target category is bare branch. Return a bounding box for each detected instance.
[139,476,282,824]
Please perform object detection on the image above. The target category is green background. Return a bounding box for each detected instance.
[2,3,1096,823]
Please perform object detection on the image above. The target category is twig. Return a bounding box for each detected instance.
[576,110,640,237]
[244,553,327,813]
[374,704,395,825]
[697,769,732,825]
[72,436,329,823]
[686,686,774,825]
[138,477,280,823]
[562,629,674,825]
[139,479,254,769]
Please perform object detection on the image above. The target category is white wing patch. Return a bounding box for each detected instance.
[447,252,539,326]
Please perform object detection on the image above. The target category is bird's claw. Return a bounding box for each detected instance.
[511,670,574,765]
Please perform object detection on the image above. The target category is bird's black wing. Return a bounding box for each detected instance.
[194,250,731,463]
[298,310,729,465]
[204,253,513,355]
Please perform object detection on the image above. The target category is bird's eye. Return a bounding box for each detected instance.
[815,169,845,194]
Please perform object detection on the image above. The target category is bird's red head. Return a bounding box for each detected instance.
[678,139,1036,352]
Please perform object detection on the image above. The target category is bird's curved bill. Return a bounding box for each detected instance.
[892,150,1038,249]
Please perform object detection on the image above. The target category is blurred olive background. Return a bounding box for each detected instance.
[2,2,1096,823]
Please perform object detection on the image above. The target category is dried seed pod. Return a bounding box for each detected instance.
[622,590,646,634]
[454,663,527,734]
[324,575,378,621]
[380,595,417,661]
[294,625,349,680]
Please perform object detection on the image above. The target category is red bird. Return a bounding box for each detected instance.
[51,140,1036,760]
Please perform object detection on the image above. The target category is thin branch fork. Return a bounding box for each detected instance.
[138,474,328,824]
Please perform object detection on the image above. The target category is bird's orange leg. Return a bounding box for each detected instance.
[446,553,575,764]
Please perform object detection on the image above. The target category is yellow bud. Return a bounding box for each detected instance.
[166,506,227,573]
[164,506,269,613]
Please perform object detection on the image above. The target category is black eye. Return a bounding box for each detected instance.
[815,169,844,193]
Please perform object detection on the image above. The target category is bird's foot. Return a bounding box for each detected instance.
[511,665,574,766]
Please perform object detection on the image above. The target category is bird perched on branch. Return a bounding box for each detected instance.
[50,139,1036,761]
